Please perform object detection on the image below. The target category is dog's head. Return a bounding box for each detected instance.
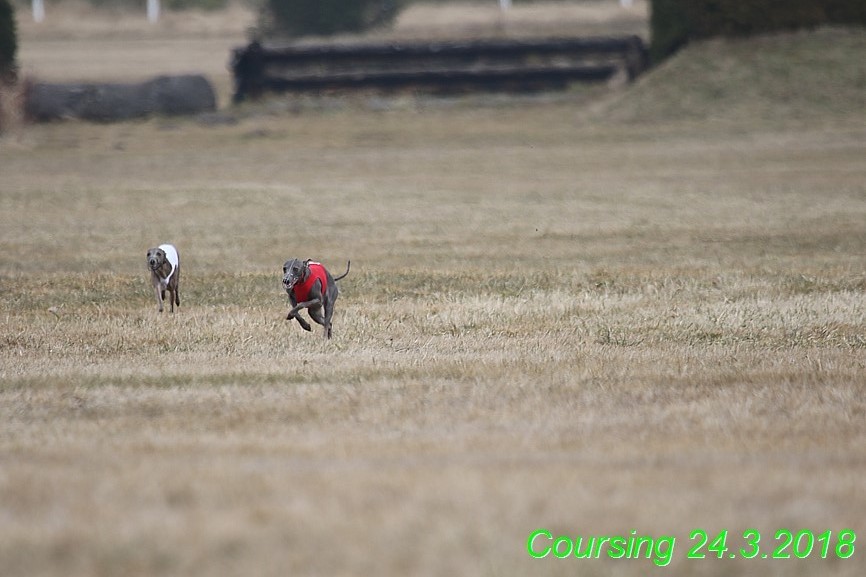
[282,258,311,292]
[147,247,167,272]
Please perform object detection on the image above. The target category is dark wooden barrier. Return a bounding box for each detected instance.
[231,36,648,102]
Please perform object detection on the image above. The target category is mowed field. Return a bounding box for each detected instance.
[2,3,866,577]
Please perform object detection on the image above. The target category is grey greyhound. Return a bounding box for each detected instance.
[282,259,350,339]
[147,244,180,313]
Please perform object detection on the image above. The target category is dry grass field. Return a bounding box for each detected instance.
[2,2,866,577]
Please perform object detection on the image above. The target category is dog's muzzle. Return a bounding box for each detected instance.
[282,275,299,291]
[149,259,160,270]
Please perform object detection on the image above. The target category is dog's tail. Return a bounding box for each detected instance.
[334,260,351,281]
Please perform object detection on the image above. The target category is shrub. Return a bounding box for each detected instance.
[260,0,405,39]
[822,0,866,23]
[164,0,229,11]
[86,0,228,10]
[650,0,690,63]
[0,0,16,82]
[651,0,866,63]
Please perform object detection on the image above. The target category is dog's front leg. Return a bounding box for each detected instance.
[154,285,164,313]
[287,309,313,331]
[287,298,323,332]
[287,302,313,331]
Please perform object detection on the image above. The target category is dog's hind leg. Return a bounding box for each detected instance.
[322,301,336,340]
[174,269,181,309]
[307,306,331,339]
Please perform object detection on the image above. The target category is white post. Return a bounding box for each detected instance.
[32,0,45,23]
[147,0,160,23]
[499,0,511,12]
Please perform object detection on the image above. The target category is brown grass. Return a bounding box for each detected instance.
[2,3,866,577]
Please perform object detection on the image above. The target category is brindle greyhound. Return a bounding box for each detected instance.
[282,259,350,339]
[147,244,180,313]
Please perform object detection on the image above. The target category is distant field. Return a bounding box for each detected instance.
[2,4,866,577]
[14,0,649,103]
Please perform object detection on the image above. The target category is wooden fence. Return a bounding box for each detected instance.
[231,36,649,102]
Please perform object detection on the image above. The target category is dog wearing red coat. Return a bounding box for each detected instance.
[282,259,350,339]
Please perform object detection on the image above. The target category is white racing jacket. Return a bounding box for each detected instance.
[158,243,179,290]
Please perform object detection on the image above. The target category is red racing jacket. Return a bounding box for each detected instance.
[292,262,328,303]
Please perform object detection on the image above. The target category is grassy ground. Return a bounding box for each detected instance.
[2,3,866,577]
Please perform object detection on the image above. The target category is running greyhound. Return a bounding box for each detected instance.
[147,244,180,313]
[282,259,350,339]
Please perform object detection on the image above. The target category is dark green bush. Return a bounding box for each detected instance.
[822,0,866,23]
[684,0,824,38]
[164,0,228,11]
[651,0,866,62]
[0,0,15,82]
[261,0,405,38]
[650,0,690,63]
[86,0,228,10]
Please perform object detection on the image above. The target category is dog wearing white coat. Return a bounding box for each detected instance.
[146,243,180,313]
